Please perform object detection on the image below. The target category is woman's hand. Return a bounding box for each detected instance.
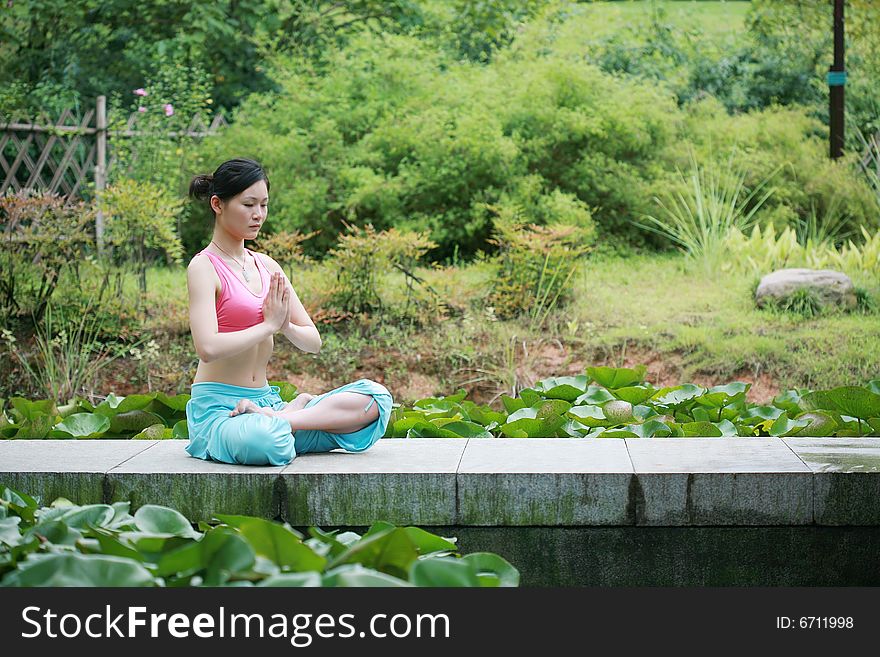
[262,271,291,332]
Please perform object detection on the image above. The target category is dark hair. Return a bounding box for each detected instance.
[188,158,270,216]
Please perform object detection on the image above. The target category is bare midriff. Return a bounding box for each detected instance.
[191,263,275,388]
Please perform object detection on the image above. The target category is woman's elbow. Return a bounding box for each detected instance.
[196,342,214,363]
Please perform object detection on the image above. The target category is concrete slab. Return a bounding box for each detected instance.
[626,438,812,473]
[282,439,466,527]
[785,438,880,525]
[107,440,284,521]
[783,438,880,473]
[626,439,812,525]
[457,439,633,525]
[0,440,157,506]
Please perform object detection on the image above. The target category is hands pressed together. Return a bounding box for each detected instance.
[262,271,291,332]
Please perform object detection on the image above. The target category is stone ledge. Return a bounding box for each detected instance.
[1,438,878,526]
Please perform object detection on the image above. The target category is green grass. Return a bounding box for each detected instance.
[561,250,880,391]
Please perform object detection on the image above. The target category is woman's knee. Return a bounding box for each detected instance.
[223,417,293,464]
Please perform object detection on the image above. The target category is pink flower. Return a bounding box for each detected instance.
[137,106,147,113]
[164,104,174,117]
[133,88,147,97]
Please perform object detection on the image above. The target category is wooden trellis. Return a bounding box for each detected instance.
[0,96,228,249]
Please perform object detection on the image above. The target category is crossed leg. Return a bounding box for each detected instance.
[231,391,379,435]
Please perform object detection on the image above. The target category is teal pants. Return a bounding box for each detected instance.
[185,378,393,466]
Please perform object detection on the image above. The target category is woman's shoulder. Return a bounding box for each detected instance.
[251,250,282,273]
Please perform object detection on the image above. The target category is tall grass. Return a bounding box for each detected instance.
[1,297,137,404]
[632,148,783,279]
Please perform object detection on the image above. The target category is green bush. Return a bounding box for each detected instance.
[485,207,593,327]
[0,191,95,331]
[100,178,185,297]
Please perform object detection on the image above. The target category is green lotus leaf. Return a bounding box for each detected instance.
[800,387,880,421]
[214,514,325,572]
[587,365,647,389]
[49,412,111,439]
[695,382,750,408]
[610,385,656,405]
[652,384,706,407]
[534,375,590,402]
[259,572,323,587]
[1,553,156,587]
[436,421,493,438]
[459,401,506,426]
[114,393,158,414]
[9,397,57,422]
[406,422,463,438]
[769,412,812,437]
[461,552,520,587]
[268,380,298,403]
[153,391,191,411]
[135,505,201,539]
[409,557,481,587]
[172,420,189,439]
[574,385,617,406]
[500,394,526,414]
[773,389,805,414]
[791,412,838,437]
[109,410,166,434]
[566,404,607,427]
[322,563,412,587]
[132,423,174,439]
[678,421,723,437]
[92,393,125,415]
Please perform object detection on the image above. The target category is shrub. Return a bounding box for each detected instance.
[485,205,593,329]
[99,178,185,297]
[0,191,95,330]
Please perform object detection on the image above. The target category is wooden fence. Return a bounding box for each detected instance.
[0,96,227,249]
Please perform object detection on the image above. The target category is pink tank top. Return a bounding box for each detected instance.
[198,248,271,333]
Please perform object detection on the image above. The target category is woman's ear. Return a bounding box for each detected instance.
[210,195,223,215]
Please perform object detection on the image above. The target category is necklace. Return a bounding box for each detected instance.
[210,240,251,283]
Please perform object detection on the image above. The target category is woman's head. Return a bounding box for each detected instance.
[189,158,271,239]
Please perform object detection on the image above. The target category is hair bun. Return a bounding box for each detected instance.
[188,174,214,201]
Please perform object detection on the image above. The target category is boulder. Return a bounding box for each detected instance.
[754,268,856,310]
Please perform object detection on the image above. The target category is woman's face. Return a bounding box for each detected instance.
[211,179,269,240]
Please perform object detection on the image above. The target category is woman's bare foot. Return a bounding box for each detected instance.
[286,393,315,411]
[229,399,276,418]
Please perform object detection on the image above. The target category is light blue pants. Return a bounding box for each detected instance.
[185,378,393,466]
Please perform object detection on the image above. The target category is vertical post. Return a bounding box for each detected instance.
[829,0,845,159]
[95,95,107,255]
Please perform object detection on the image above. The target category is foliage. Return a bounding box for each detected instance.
[4,368,879,441]
[0,488,520,587]
[722,223,880,283]
[0,191,95,329]
[632,148,781,279]
[107,53,214,194]
[485,207,593,328]
[325,222,443,328]
[676,98,880,242]
[0,298,136,406]
[99,178,185,298]
[200,32,678,261]
[252,229,322,281]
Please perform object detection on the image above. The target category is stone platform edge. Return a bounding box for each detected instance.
[1,438,879,527]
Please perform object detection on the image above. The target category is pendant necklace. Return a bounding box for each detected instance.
[210,240,251,283]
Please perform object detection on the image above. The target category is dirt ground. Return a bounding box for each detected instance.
[93,334,780,408]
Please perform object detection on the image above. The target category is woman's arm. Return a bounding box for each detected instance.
[256,254,323,354]
[187,256,276,363]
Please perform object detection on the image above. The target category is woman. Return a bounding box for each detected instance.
[184,157,392,466]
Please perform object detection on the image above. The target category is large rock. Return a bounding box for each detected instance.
[755,268,856,310]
